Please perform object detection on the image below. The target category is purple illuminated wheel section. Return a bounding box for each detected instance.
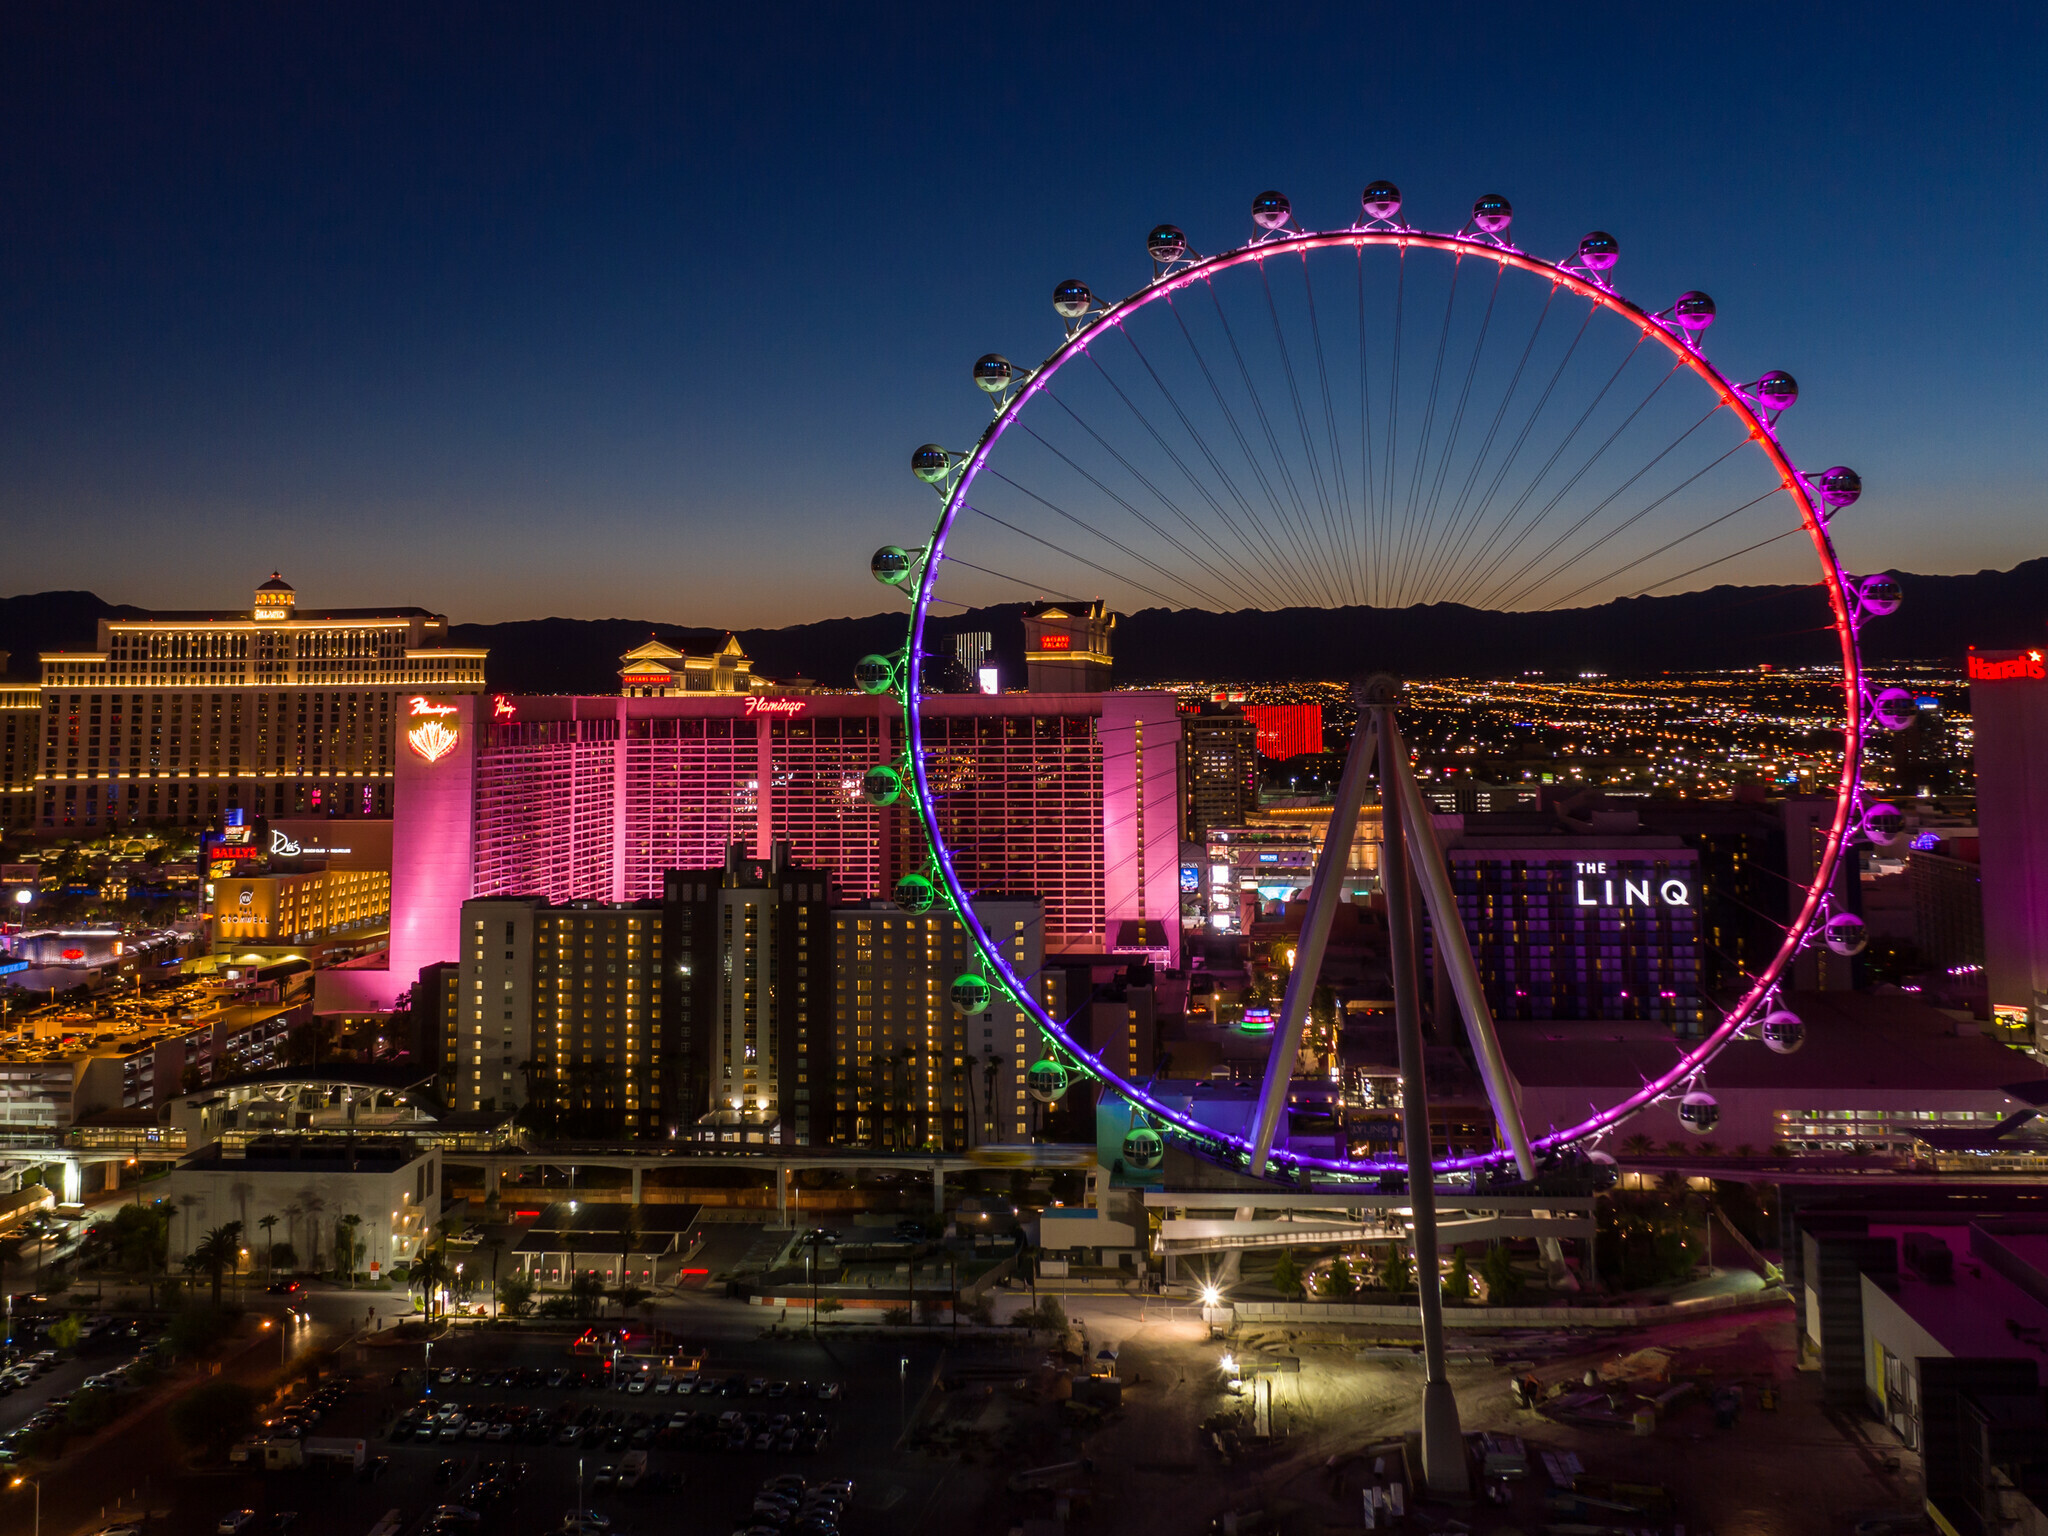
[900,207,1868,1176]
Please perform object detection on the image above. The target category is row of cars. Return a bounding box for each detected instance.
[393,1398,837,1458]
[422,1363,844,1401]
[734,1474,855,1536]
[257,1378,351,1441]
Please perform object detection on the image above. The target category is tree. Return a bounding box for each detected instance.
[257,1214,279,1279]
[193,1221,244,1307]
[1381,1243,1413,1296]
[497,1275,536,1318]
[266,1241,298,1273]
[169,1379,258,1461]
[49,1313,82,1350]
[1479,1242,1523,1304]
[1443,1248,1473,1303]
[609,1284,651,1316]
[336,1214,364,1286]
[1269,1249,1304,1300]
[568,1272,605,1319]
[282,1202,304,1270]
[476,1232,509,1317]
[409,1252,450,1317]
[1320,1257,1357,1299]
[1620,1134,1658,1159]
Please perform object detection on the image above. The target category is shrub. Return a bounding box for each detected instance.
[169,1379,258,1460]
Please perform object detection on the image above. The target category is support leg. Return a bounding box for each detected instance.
[1247,713,1378,1177]
[1373,686,1468,1498]
[1391,732,1574,1289]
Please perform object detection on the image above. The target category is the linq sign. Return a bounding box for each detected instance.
[1570,860,1691,909]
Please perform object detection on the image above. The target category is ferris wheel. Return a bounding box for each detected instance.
[861,183,1908,1183]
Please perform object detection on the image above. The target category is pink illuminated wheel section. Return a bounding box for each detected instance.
[891,186,1884,1177]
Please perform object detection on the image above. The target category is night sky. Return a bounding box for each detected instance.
[1,4,2041,627]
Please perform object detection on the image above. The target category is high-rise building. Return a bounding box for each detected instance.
[1421,818,1704,1028]
[1968,646,2048,1042]
[1241,703,1324,761]
[452,896,669,1134]
[0,675,37,829]
[829,897,1061,1150]
[330,687,1182,1014]
[29,574,485,832]
[665,844,830,1144]
[1908,837,1984,969]
[1184,705,1261,839]
[1882,693,1961,798]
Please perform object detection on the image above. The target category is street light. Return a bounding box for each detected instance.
[10,1473,39,1536]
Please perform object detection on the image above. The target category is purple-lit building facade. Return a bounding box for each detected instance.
[1970,647,2048,1045]
[325,689,1182,1012]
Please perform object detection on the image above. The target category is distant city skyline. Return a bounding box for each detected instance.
[1,7,2044,626]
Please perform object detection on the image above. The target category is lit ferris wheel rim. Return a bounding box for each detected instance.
[878,187,1898,1177]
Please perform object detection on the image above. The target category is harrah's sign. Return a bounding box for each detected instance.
[743,697,806,718]
[1968,650,2045,682]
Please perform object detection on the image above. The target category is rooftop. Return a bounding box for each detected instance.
[1498,990,2048,1100]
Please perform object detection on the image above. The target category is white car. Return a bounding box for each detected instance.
[626,1376,648,1394]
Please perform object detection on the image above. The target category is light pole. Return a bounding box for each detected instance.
[11,1472,39,1536]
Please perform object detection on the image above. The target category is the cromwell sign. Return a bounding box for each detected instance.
[743,697,806,717]
[406,696,461,763]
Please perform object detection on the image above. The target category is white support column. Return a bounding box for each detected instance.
[1247,712,1378,1177]
[1371,685,1467,1498]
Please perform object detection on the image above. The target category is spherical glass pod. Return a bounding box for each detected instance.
[1859,574,1902,616]
[1861,802,1906,844]
[973,354,1013,394]
[1360,181,1401,221]
[1052,280,1094,319]
[1825,912,1869,956]
[893,873,936,915]
[950,973,993,1015]
[1146,224,1187,262]
[1762,1009,1805,1055]
[1122,1127,1165,1170]
[1470,193,1513,234]
[1672,291,1717,332]
[1871,688,1919,731]
[1754,371,1799,412]
[861,765,903,807]
[853,655,898,696]
[870,546,914,586]
[1027,1060,1070,1103]
[1678,1092,1719,1134]
[1818,466,1863,509]
[911,444,952,484]
[1250,190,1292,230]
[1577,230,1620,271]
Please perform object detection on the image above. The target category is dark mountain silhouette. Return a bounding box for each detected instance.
[4,559,2043,693]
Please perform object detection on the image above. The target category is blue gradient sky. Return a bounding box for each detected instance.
[0,4,2041,626]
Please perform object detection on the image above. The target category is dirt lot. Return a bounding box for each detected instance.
[907,1297,1925,1535]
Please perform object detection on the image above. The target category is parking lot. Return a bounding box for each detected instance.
[144,1324,1009,1536]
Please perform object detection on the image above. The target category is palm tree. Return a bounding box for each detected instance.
[409,1251,451,1319]
[257,1214,279,1280]
[193,1221,244,1307]
[337,1214,364,1286]
[1620,1134,1658,1159]
[476,1232,509,1318]
[282,1202,304,1272]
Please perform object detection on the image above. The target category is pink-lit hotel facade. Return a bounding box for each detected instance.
[326,688,1183,1011]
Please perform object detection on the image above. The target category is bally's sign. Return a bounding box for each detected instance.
[1573,860,1691,909]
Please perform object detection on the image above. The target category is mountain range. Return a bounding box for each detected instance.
[3,558,2043,694]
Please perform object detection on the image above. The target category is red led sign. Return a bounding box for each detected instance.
[1968,651,2045,681]
[1037,634,1072,651]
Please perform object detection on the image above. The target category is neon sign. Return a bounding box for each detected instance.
[406,696,460,763]
[742,697,806,717]
[1036,634,1072,651]
[492,695,517,719]
[1571,861,1690,908]
[1967,651,2044,681]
